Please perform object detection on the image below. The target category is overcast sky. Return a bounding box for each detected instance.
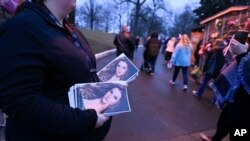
[76,0,200,10]
[169,0,200,9]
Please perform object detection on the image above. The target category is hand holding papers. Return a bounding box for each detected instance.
[68,82,130,116]
[68,54,138,116]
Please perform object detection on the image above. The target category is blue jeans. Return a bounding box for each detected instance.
[148,58,157,73]
[172,66,189,85]
[196,73,213,97]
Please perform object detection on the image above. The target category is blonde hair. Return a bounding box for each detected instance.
[178,34,191,50]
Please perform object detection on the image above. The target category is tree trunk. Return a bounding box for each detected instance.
[134,3,140,36]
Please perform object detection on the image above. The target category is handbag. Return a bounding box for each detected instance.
[191,67,202,78]
[167,62,172,69]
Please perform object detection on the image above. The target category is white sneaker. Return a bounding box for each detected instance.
[169,80,175,85]
[183,85,188,90]
[209,82,213,88]
[192,90,200,98]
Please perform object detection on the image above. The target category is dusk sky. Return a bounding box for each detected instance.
[76,0,200,10]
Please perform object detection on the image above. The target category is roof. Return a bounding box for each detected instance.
[191,26,205,32]
[200,6,250,25]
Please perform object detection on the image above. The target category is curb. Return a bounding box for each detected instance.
[95,49,116,60]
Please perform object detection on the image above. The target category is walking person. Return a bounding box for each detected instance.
[192,38,226,98]
[200,38,250,141]
[164,37,176,63]
[194,40,203,67]
[142,32,161,75]
[113,25,135,59]
[169,34,193,90]
[0,1,111,141]
[135,36,140,50]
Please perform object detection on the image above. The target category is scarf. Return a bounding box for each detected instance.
[211,52,250,109]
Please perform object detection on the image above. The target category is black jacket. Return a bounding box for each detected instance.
[144,38,161,59]
[113,33,134,56]
[0,2,110,141]
[203,48,225,79]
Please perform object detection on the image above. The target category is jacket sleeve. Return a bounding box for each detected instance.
[170,44,180,64]
[113,34,118,45]
[0,22,97,136]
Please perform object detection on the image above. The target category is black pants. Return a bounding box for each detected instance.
[172,66,189,85]
[212,89,250,141]
[212,105,229,141]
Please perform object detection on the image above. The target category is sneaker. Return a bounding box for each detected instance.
[183,85,188,91]
[200,133,212,141]
[192,90,200,98]
[209,82,213,88]
[169,80,175,85]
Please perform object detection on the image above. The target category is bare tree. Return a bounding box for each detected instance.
[77,0,102,30]
[168,5,195,36]
[113,0,126,32]
[99,2,116,32]
[147,0,166,34]
[123,0,147,35]
[136,5,167,36]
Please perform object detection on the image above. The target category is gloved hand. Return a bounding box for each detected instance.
[230,39,248,56]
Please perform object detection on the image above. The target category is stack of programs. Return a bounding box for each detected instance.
[68,54,139,116]
[68,81,130,116]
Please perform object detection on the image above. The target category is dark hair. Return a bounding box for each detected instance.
[77,83,128,112]
[97,83,127,113]
[99,56,137,81]
[150,32,158,38]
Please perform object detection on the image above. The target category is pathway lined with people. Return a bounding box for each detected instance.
[96,46,229,141]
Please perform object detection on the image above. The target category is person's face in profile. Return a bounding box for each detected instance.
[116,61,128,77]
[101,88,122,106]
[58,0,76,13]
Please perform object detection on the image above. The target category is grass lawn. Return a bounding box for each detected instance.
[77,27,116,54]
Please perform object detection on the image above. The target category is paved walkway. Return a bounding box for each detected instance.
[97,47,229,141]
[0,46,229,141]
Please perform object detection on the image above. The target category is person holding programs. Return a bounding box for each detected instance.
[98,56,136,82]
[78,83,128,115]
[200,38,250,141]
[0,0,112,141]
